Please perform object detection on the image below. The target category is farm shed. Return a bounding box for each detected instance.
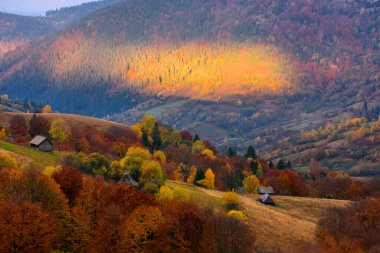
[259,193,275,205]
[258,186,275,195]
[30,135,53,152]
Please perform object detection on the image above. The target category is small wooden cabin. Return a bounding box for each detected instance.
[258,186,275,195]
[259,193,275,205]
[30,135,53,152]
[119,172,140,187]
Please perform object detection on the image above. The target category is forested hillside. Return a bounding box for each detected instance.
[0,12,53,56]
[46,0,126,27]
[0,0,379,149]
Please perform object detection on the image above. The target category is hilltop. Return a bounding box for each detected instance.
[0,112,130,130]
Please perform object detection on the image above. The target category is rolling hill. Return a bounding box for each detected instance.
[0,0,379,172]
[0,112,130,131]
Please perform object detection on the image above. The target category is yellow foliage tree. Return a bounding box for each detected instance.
[140,160,165,193]
[256,163,263,177]
[186,165,197,184]
[243,175,260,194]
[49,118,70,151]
[120,146,152,179]
[42,105,52,113]
[192,140,206,154]
[227,210,248,224]
[119,205,163,252]
[197,168,215,189]
[141,115,155,134]
[156,185,173,201]
[43,166,60,176]
[153,150,166,163]
[222,192,240,210]
[132,123,143,139]
[202,148,216,160]
[0,128,6,140]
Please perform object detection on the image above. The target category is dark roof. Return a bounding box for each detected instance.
[259,193,275,205]
[119,172,139,187]
[258,186,274,194]
[30,135,48,146]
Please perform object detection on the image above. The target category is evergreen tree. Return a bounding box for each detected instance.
[152,123,162,150]
[193,134,200,143]
[227,147,237,157]
[277,159,286,170]
[249,160,258,174]
[269,160,274,169]
[245,145,257,159]
[194,168,205,185]
[363,101,368,118]
[142,130,150,148]
[286,160,292,169]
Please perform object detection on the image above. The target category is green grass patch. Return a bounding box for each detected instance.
[166,181,225,212]
[0,141,61,170]
[144,100,187,117]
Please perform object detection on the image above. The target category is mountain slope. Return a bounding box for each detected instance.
[46,0,127,27]
[0,12,53,56]
[0,0,379,161]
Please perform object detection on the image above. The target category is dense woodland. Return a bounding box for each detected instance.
[0,112,380,252]
[0,0,379,116]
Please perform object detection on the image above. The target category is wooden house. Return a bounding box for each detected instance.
[258,186,275,195]
[30,135,53,152]
[119,172,140,187]
[259,193,275,205]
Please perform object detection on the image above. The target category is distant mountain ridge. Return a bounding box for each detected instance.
[46,0,127,27]
[0,0,379,163]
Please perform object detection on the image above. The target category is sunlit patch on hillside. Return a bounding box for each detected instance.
[47,37,297,98]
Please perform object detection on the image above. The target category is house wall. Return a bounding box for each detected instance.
[38,140,53,152]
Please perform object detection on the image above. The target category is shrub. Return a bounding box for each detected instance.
[227,210,248,223]
[222,192,240,210]
[0,153,18,169]
[156,185,174,201]
[144,182,160,194]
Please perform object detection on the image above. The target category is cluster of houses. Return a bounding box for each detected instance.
[236,185,276,205]
[258,186,275,205]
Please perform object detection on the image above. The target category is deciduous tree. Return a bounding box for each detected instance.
[243,175,260,194]
[197,168,215,189]
[49,118,71,151]
[10,115,28,136]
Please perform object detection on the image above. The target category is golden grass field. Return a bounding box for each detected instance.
[0,112,129,130]
[199,188,351,253]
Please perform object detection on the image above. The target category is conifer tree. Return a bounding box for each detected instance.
[193,134,200,143]
[269,160,274,169]
[227,147,237,157]
[277,159,286,170]
[142,130,150,148]
[152,123,162,150]
[286,160,292,169]
[245,145,257,159]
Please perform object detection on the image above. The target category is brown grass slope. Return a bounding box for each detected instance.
[201,188,351,253]
[0,112,129,130]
